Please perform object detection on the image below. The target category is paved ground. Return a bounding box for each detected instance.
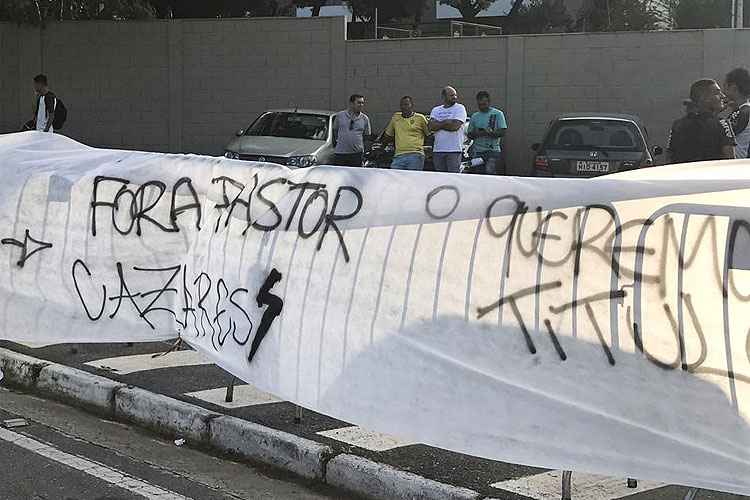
[0,386,348,500]
[2,340,748,500]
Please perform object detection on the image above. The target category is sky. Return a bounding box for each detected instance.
[297,1,516,19]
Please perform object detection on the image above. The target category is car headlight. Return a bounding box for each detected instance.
[288,155,317,168]
[224,151,240,160]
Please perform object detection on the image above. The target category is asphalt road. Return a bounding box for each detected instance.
[3,340,749,500]
[0,386,349,500]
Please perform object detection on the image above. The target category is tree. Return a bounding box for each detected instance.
[345,0,424,22]
[511,0,572,33]
[658,0,731,28]
[577,0,662,31]
[294,0,327,16]
[438,0,497,18]
[148,0,294,18]
[0,0,155,24]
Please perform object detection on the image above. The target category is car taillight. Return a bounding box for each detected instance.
[534,155,550,170]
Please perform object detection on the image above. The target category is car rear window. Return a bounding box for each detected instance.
[544,119,644,152]
[245,113,329,141]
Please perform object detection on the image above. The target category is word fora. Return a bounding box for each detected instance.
[90,175,363,262]
[72,260,283,364]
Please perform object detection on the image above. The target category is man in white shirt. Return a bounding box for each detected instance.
[725,67,750,159]
[429,86,467,173]
[32,74,56,133]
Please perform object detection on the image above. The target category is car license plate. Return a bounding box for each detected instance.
[576,160,609,173]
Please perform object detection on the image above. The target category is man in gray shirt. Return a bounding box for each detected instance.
[333,94,371,167]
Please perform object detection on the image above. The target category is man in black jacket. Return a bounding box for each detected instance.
[31,74,57,133]
[667,79,736,164]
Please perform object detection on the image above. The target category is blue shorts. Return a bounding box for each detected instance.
[390,153,425,171]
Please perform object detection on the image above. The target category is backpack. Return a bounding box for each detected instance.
[52,98,67,130]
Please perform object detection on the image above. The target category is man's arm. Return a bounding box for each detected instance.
[718,118,736,160]
[428,118,444,132]
[382,117,396,144]
[721,145,736,160]
[441,119,464,132]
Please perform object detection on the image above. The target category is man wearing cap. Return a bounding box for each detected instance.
[667,79,736,164]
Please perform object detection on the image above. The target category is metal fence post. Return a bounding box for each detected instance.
[561,470,572,500]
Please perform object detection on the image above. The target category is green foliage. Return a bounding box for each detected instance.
[438,0,498,18]
[577,0,663,31]
[512,0,572,33]
[0,0,156,24]
[658,0,731,28]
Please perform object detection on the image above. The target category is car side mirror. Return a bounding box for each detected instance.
[531,143,541,151]
[236,129,245,137]
[653,145,663,156]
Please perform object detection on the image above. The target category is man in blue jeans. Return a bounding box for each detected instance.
[382,96,429,170]
[467,90,507,174]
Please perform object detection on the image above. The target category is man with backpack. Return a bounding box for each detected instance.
[29,74,66,133]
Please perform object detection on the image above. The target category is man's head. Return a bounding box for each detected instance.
[400,96,414,115]
[689,79,725,114]
[349,94,365,114]
[724,67,750,104]
[441,86,458,106]
[33,74,48,95]
[476,90,491,112]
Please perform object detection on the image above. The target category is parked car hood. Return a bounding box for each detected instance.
[225,136,324,157]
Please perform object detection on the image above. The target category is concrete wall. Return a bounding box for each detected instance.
[2,19,749,174]
[0,24,21,133]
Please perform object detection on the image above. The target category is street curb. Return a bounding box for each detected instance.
[327,454,482,500]
[0,347,485,499]
[209,415,331,480]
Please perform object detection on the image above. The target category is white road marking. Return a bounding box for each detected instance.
[316,426,415,451]
[184,384,281,408]
[0,426,192,500]
[491,470,665,500]
[84,350,212,374]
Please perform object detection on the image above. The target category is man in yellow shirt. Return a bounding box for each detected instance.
[382,96,429,170]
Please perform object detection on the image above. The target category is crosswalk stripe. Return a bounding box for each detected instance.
[0,426,192,499]
[84,350,212,375]
[316,426,415,452]
[490,470,665,500]
[184,385,281,408]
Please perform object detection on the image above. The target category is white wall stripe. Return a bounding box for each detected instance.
[184,385,281,409]
[316,426,415,452]
[0,426,192,500]
[491,470,664,500]
[84,350,212,374]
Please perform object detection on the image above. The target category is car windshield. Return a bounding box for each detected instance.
[545,119,645,152]
[244,112,329,141]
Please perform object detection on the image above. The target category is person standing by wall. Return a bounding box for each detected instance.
[467,90,507,174]
[725,68,750,159]
[382,96,429,171]
[666,79,735,164]
[31,74,57,133]
[332,94,371,167]
[428,86,467,173]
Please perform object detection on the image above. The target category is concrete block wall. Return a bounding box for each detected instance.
[1,19,749,173]
[0,24,22,132]
[345,36,509,140]
[178,16,346,154]
[41,21,170,151]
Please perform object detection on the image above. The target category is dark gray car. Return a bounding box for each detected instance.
[224,109,336,168]
[532,113,663,178]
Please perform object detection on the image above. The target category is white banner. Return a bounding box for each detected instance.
[2,131,750,494]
